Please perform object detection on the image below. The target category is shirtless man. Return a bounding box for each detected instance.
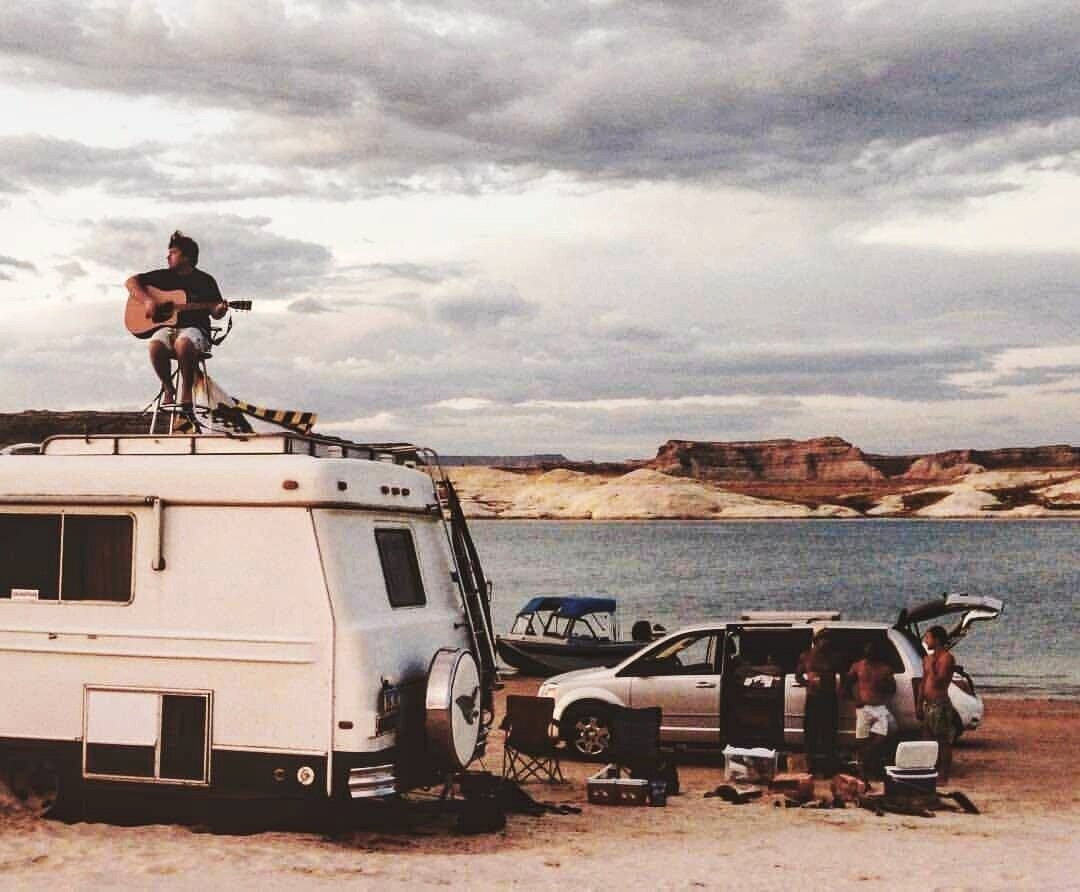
[918,625,956,782]
[796,632,839,776]
[126,231,226,413]
[846,640,897,778]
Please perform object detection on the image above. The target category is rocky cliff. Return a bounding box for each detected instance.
[646,437,1080,483]
[2,413,1078,519]
[0,411,148,447]
[648,436,887,482]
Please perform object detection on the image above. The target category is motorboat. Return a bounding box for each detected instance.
[496,596,662,677]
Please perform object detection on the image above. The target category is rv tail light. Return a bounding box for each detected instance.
[297,765,316,786]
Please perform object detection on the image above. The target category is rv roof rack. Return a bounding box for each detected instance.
[37,432,431,466]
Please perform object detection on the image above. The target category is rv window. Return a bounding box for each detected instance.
[0,514,61,600]
[62,516,133,602]
[375,528,426,608]
[0,513,132,602]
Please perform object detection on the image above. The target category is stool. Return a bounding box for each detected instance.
[149,351,212,434]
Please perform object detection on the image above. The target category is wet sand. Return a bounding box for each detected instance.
[1,679,1077,890]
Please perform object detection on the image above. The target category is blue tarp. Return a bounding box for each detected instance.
[516,596,617,619]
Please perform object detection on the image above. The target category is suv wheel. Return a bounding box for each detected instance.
[562,703,613,760]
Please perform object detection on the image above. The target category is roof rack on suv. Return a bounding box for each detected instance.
[740,610,842,623]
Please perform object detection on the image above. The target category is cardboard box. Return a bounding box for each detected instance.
[769,772,815,802]
[830,773,868,803]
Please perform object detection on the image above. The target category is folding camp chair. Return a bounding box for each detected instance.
[501,695,565,784]
[607,705,679,796]
[611,706,663,778]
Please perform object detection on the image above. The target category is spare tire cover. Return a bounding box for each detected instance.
[425,648,482,770]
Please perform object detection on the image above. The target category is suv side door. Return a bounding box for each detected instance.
[621,629,724,745]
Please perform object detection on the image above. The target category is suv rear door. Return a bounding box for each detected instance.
[897,593,1004,647]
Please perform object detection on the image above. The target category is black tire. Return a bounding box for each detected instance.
[561,702,614,760]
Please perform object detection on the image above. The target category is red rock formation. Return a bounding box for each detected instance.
[0,410,149,448]
[648,437,886,483]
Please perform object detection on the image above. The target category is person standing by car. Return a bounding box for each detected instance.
[918,625,956,782]
[846,640,897,779]
[797,631,839,776]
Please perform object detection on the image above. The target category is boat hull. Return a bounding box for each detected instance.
[496,636,645,677]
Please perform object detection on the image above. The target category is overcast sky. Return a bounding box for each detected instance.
[2,0,1078,459]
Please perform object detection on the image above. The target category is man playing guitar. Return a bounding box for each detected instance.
[125,230,227,415]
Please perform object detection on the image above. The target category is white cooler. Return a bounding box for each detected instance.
[894,740,939,770]
[884,766,938,797]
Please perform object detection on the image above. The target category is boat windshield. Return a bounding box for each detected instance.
[544,612,614,641]
[510,610,554,636]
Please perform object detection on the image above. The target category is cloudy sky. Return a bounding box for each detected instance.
[2,0,1078,459]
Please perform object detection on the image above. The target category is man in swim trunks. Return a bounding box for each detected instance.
[918,625,956,782]
[126,231,227,415]
[846,639,897,778]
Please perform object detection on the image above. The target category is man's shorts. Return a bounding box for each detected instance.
[149,326,209,355]
[855,704,897,739]
[922,699,955,741]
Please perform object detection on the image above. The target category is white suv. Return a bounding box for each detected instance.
[539,594,1001,759]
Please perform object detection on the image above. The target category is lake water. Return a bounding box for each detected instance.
[470,519,1080,697]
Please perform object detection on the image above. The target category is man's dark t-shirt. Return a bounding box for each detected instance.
[138,268,222,337]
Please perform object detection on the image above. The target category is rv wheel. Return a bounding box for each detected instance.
[6,754,61,818]
[561,703,613,760]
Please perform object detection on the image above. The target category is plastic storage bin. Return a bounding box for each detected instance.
[722,746,778,783]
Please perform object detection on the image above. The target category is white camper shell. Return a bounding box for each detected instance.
[0,432,498,810]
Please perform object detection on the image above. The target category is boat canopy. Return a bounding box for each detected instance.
[517,596,617,619]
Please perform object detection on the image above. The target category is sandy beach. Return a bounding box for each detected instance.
[1,678,1077,891]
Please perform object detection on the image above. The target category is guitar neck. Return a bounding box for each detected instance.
[176,300,226,311]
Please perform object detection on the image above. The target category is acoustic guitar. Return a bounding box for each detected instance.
[125,285,252,338]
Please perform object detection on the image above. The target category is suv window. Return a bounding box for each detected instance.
[374,528,426,608]
[738,628,813,673]
[0,513,133,602]
[630,631,719,676]
[820,629,904,673]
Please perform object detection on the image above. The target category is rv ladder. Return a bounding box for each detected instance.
[422,453,500,713]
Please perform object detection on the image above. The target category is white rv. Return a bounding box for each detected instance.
[0,432,498,814]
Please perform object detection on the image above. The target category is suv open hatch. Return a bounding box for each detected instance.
[897,592,1004,647]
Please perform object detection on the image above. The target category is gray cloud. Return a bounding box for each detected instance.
[0,254,37,273]
[2,2,1078,200]
[80,215,333,299]
[55,260,86,284]
[341,261,470,284]
[431,287,539,330]
[288,297,336,314]
[0,135,168,194]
